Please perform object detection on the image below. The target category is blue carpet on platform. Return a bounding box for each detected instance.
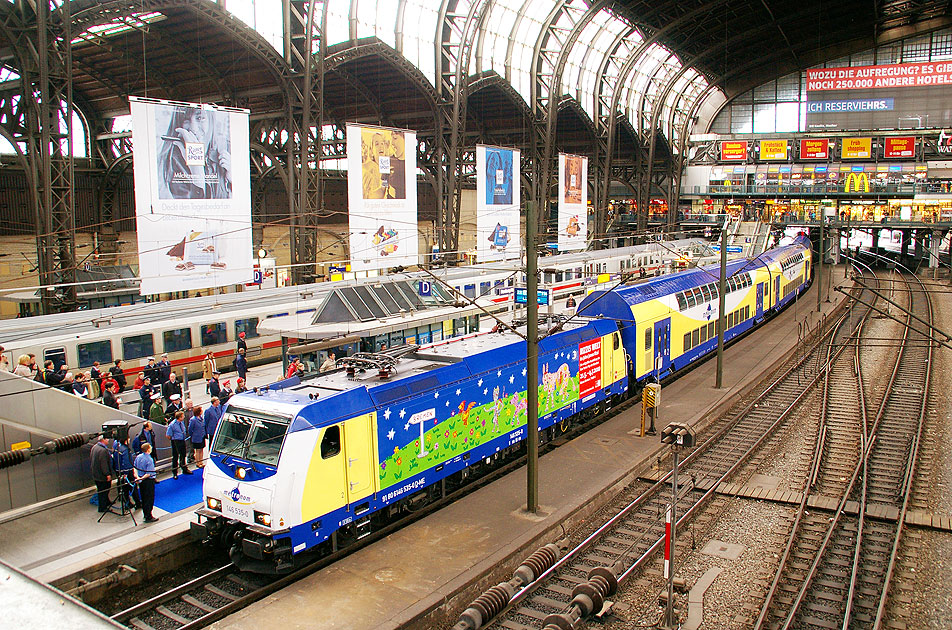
[153,468,205,514]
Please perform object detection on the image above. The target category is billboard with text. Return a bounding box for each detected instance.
[130,97,252,295]
[476,145,521,263]
[805,62,952,131]
[346,124,419,272]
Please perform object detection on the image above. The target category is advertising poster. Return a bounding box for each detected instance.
[800,138,829,159]
[476,145,521,263]
[130,97,252,295]
[346,124,419,272]
[805,61,952,131]
[842,137,872,159]
[884,136,916,158]
[759,140,788,160]
[558,153,588,251]
[720,141,748,161]
[578,338,601,399]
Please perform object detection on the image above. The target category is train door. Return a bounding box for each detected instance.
[653,318,671,374]
[342,412,377,505]
[775,275,781,304]
[756,283,764,319]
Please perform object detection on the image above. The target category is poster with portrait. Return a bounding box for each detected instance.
[476,145,521,262]
[130,97,252,295]
[558,153,588,251]
[346,124,419,272]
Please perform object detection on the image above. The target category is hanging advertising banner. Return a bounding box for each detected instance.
[759,140,788,160]
[800,138,829,159]
[578,337,602,399]
[884,136,916,158]
[346,124,419,272]
[842,137,872,159]
[130,97,252,296]
[720,141,748,161]
[558,153,588,251]
[476,145,521,262]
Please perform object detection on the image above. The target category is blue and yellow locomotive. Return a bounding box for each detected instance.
[192,236,811,573]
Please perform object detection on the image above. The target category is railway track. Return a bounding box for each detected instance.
[755,271,933,630]
[469,279,876,630]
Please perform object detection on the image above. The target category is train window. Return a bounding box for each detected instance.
[122,334,154,360]
[700,325,708,343]
[728,312,734,328]
[676,293,687,311]
[480,281,491,296]
[686,291,696,308]
[464,284,476,299]
[692,288,703,304]
[709,284,718,298]
[235,318,260,339]
[200,322,227,347]
[683,332,692,352]
[691,328,700,347]
[77,340,112,367]
[321,425,341,458]
[707,322,715,338]
[44,347,67,370]
[163,328,192,354]
[645,328,652,350]
[700,285,712,302]
[745,305,750,320]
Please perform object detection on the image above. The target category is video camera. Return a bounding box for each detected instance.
[101,419,129,442]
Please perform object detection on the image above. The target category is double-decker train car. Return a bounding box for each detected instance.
[578,234,812,381]
[192,237,812,573]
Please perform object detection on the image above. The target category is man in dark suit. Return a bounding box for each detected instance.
[109,359,127,392]
[90,435,114,513]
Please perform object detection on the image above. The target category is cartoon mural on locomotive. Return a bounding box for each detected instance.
[192,318,627,572]
[192,238,811,573]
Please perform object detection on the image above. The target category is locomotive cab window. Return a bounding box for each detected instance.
[321,425,341,459]
[212,408,290,466]
[613,332,620,350]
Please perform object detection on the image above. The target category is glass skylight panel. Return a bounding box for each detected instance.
[225,1,282,52]
[72,12,166,46]
[325,3,350,47]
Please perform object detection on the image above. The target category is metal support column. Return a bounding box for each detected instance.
[715,225,727,388]
[526,200,539,513]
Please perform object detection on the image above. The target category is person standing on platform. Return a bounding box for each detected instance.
[144,357,160,386]
[202,350,217,391]
[132,421,156,462]
[14,354,32,377]
[89,361,103,390]
[207,371,222,399]
[72,372,89,398]
[219,380,234,406]
[188,406,207,468]
[110,359,127,392]
[165,393,183,420]
[138,377,153,418]
[204,397,222,442]
[148,394,165,424]
[162,372,182,405]
[235,348,247,381]
[0,345,8,371]
[112,436,138,510]
[133,371,146,392]
[236,331,247,355]
[103,383,120,409]
[157,353,172,384]
[134,444,158,523]
[44,360,62,388]
[235,378,248,394]
[166,410,191,478]
[90,434,113,513]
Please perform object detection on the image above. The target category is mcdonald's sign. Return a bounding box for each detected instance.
[844,171,870,193]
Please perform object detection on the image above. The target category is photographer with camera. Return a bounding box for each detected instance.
[112,435,140,511]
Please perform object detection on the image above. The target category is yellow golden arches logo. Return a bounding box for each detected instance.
[844,172,870,193]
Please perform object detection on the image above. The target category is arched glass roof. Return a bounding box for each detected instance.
[239,0,714,147]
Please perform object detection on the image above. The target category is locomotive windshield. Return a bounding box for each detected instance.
[212,407,290,466]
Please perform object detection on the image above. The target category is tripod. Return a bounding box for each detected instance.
[97,475,138,526]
